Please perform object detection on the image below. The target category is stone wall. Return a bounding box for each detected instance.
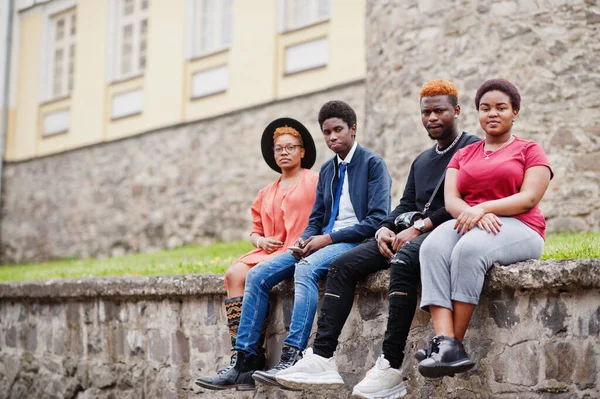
[363,0,600,233]
[0,258,599,398]
[0,81,365,263]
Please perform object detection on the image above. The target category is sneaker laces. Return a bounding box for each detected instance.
[273,346,301,371]
[217,351,237,375]
[365,356,390,379]
[431,336,443,354]
[290,348,328,370]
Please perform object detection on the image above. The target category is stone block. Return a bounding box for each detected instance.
[544,341,576,383]
[536,297,568,335]
[126,330,145,357]
[52,328,66,355]
[109,327,125,359]
[487,289,520,329]
[90,364,116,389]
[492,341,539,386]
[69,327,83,355]
[86,329,104,355]
[5,326,16,348]
[574,152,600,172]
[67,303,80,325]
[82,302,96,325]
[171,330,190,365]
[586,9,600,23]
[148,329,169,364]
[544,340,597,390]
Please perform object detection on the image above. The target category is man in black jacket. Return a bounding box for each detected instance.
[276,80,481,398]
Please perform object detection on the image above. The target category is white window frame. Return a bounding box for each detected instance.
[191,65,228,99]
[186,0,232,59]
[39,0,78,103]
[284,37,328,75]
[111,88,144,120]
[278,0,331,33]
[42,109,71,137]
[107,0,149,82]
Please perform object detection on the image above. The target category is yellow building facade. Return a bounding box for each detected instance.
[3,0,366,161]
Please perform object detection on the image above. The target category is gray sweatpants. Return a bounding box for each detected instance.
[419,217,544,310]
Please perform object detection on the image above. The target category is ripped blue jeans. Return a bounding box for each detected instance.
[234,242,357,355]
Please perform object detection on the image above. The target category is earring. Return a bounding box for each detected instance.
[454,115,458,119]
[512,120,515,125]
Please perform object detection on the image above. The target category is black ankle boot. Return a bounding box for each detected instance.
[418,335,475,378]
[415,343,433,362]
[195,350,259,391]
[252,345,303,387]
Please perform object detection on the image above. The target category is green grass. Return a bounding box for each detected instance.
[0,241,253,283]
[0,232,597,283]
[541,232,600,260]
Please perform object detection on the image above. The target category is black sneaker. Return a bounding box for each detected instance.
[252,345,303,388]
[418,335,475,378]
[195,350,259,391]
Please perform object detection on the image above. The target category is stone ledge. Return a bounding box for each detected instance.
[0,258,598,301]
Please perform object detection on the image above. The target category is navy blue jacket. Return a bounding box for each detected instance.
[301,143,392,243]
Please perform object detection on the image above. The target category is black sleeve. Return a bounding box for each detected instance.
[379,161,417,231]
[428,207,453,228]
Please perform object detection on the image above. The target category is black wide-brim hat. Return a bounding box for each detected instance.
[261,117,317,173]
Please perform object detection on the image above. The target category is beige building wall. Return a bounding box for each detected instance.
[10,11,42,160]
[5,0,366,161]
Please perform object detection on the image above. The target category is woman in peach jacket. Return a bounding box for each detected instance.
[222,117,318,367]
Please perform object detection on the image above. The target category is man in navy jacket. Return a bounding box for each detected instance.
[195,100,391,391]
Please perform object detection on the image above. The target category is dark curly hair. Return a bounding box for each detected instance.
[475,79,521,111]
[318,100,357,130]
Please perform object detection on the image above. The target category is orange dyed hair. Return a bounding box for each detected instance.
[273,126,303,145]
[419,80,459,106]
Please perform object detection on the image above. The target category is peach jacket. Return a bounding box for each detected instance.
[236,168,319,266]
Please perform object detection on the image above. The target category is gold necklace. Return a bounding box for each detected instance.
[279,176,299,189]
[483,135,514,159]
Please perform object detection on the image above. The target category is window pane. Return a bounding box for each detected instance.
[139,19,147,70]
[221,0,232,46]
[71,13,77,36]
[294,0,310,28]
[68,44,75,92]
[121,24,133,75]
[317,0,330,19]
[53,48,64,97]
[123,0,134,16]
[201,0,217,52]
[56,18,65,40]
[140,0,148,10]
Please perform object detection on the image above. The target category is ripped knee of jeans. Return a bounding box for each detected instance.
[294,258,315,279]
[327,263,338,279]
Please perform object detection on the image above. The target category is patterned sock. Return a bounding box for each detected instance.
[225,296,243,348]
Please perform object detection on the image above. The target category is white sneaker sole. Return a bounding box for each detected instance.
[352,382,407,399]
[276,371,345,390]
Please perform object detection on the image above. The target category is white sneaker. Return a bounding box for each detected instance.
[275,348,345,390]
[352,355,407,399]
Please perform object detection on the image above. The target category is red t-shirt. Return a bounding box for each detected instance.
[448,136,553,239]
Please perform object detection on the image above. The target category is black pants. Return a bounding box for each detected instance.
[312,232,429,369]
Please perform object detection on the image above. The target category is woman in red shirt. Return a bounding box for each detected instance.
[417,79,553,378]
[223,118,318,366]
